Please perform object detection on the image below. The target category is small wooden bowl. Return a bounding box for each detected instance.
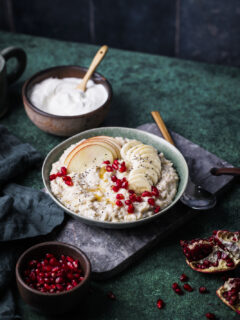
[16,241,91,315]
[22,66,112,136]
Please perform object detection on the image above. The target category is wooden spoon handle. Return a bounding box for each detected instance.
[151,111,175,146]
[211,167,240,176]
[77,45,108,91]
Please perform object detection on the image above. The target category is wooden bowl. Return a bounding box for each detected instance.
[16,241,91,315]
[22,66,112,136]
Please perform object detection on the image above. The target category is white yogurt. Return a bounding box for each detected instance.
[30,77,108,116]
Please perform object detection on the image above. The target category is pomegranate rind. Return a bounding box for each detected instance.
[216,285,240,315]
[181,236,237,273]
[215,230,240,265]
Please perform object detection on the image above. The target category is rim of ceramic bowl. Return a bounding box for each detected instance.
[16,241,91,296]
[22,65,113,119]
[42,127,189,229]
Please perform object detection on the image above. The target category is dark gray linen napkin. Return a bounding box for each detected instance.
[0,125,65,319]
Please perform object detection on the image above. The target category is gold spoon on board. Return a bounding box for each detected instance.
[76,45,108,92]
[151,111,217,210]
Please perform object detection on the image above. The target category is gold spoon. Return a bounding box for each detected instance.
[76,45,108,92]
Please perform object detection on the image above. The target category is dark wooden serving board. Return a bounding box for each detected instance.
[54,123,234,279]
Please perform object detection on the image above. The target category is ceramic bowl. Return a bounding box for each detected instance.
[42,127,189,229]
[16,241,91,315]
[22,66,112,136]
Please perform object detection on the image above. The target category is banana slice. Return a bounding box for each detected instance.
[129,167,158,185]
[128,176,151,193]
[138,153,161,170]
[133,145,158,156]
[121,140,142,159]
[138,161,161,179]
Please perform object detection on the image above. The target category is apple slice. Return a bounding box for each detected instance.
[64,136,120,166]
[67,144,114,174]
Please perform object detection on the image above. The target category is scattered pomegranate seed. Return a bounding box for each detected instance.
[205,313,216,319]
[129,194,137,202]
[65,180,73,186]
[116,194,124,200]
[154,206,161,213]
[125,200,132,205]
[116,200,123,207]
[148,198,155,206]
[156,299,164,309]
[112,186,119,192]
[151,186,159,197]
[111,175,117,182]
[61,167,67,176]
[136,196,142,202]
[49,174,57,181]
[116,179,122,188]
[63,176,71,181]
[112,163,119,170]
[183,283,193,292]
[103,160,110,164]
[107,291,116,300]
[172,283,183,295]
[23,253,84,293]
[172,283,178,290]
[121,181,128,189]
[199,286,208,294]
[113,159,119,165]
[128,190,135,194]
[128,204,134,214]
[106,165,113,172]
[142,191,152,197]
[180,274,188,282]
[57,172,63,177]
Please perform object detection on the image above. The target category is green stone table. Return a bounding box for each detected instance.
[1,31,240,320]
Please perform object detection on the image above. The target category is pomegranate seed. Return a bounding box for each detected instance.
[125,200,132,205]
[67,261,74,270]
[106,165,113,172]
[107,291,116,300]
[116,179,122,188]
[119,165,126,172]
[148,198,155,206]
[175,288,183,295]
[156,299,164,309]
[49,174,57,181]
[129,194,136,202]
[180,274,188,282]
[49,258,58,266]
[61,167,67,176]
[57,172,63,177]
[128,190,135,194]
[66,284,72,290]
[142,191,152,197]
[205,313,216,319]
[63,175,71,181]
[116,200,123,207]
[183,283,193,292]
[199,286,208,294]
[112,163,118,170]
[122,181,128,189]
[128,204,134,214]
[151,186,159,197]
[71,279,78,287]
[136,196,142,202]
[65,180,73,186]
[212,230,218,235]
[46,253,54,259]
[116,194,124,200]
[172,283,179,290]
[103,160,110,164]
[67,273,74,280]
[29,260,37,267]
[154,206,161,213]
[113,159,119,165]
[72,260,79,269]
[112,185,119,192]
[111,175,117,182]
[66,256,74,262]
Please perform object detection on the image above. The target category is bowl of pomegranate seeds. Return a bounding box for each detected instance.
[16,241,91,314]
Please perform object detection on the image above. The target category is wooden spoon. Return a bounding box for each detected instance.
[77,45,108,91]
[151,111,174,145]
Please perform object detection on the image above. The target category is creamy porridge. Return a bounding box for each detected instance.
[49,136,179,222]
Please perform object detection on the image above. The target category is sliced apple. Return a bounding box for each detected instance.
[64,136,121,166]
[67,144,114,174]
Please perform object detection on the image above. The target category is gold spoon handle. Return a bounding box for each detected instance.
[151,111,175,146]
[77,45,108,91]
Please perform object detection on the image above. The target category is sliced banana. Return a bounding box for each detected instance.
[129,167,158,185]
[128,176,151,193]
[138,161,161,179]
[121,140,142,159]
[138,153,161,170]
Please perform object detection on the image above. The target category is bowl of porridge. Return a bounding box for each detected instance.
[42,127,188,229]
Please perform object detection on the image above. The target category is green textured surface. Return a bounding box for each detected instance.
[0,31,240,319]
